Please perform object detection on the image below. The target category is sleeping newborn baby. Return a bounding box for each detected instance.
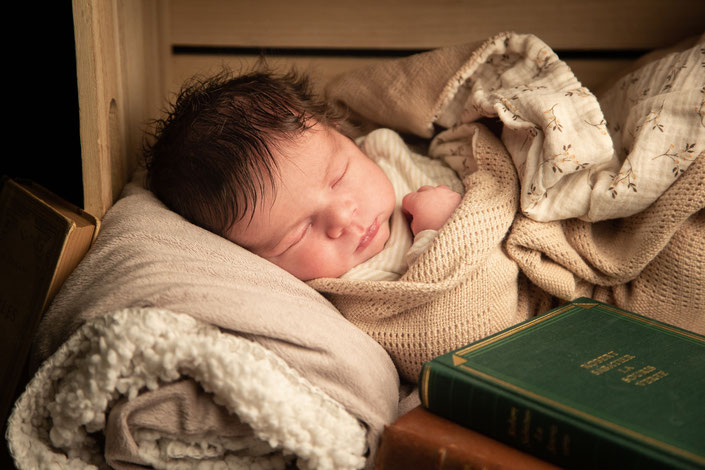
[145,69,523,382]
[146,69,464,283]
[225,124,463,282]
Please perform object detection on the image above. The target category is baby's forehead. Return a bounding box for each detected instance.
[272,124,340,175]
[228,122,350,240]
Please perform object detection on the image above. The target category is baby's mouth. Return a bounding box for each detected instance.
[356,218,380,253]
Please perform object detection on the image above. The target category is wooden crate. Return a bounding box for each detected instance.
[73,0,704,218]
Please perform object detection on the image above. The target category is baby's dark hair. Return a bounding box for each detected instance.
[144,68,343,237]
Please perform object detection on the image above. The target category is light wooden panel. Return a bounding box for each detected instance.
[565,58,633,92]
[73,0,165,218]
[73,0,119,218]
[168,0,705,50]
[169,55,392,96]
[75,0,702,218]
[170,55,634,99]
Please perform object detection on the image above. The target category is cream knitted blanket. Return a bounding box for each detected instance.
[311,32,705,382]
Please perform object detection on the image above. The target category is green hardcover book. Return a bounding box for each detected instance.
[419,298,705,469]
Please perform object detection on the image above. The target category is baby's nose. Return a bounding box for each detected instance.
[326,200,355,238]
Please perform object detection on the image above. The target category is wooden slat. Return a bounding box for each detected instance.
[73,0,165,218]
[168,0,705,51]
[565,58,634,93]
[169,55,392,96]
[73,0,121,218]
[116,1,170,166]
[170,54,634,99]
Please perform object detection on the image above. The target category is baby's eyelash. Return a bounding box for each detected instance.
[332,162,349,188]
[290,223,311,248]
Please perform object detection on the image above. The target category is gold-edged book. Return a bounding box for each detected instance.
[0,178,99,427]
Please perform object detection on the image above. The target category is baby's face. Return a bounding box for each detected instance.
[227,124,396,280]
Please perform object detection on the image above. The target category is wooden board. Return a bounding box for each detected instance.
[167,0,705,50]
[170,54,634,98]
[73,0,704,218]
[72,0,164,218]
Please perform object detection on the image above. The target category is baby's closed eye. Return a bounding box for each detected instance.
[331,161,349,188]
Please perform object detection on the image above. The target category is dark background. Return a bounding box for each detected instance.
[2,2,83,209]
[1,4,81,468]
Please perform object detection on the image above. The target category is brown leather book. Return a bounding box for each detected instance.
[376,406,561,470]
[0,178,99,431]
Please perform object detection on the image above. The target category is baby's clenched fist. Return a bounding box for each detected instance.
[401,185,462,236]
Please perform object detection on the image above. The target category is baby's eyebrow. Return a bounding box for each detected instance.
[323,138,338,183]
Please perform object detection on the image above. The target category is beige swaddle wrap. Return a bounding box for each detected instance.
[310,123,539,382]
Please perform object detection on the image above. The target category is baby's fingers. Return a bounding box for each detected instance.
[401,191,418,214]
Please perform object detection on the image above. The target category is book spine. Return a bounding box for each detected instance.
[375,425,459,470]
[420,362,699,470]
[376,410,560,470]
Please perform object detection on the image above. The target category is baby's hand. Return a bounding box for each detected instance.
[402,185,462,236]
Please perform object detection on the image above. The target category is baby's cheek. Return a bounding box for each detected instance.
[303,245,352,279]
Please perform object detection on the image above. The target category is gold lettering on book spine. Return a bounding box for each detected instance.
[462,364,703,464]
[533,425,544,443]
[547,425,558,454]
[507,406,518,437]
[521,410,532,445]
[562,434,571,457]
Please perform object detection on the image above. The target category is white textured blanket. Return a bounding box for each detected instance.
[8,309,367,469]
[8,308,367,469]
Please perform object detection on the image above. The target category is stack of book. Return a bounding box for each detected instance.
[377,299,705,469]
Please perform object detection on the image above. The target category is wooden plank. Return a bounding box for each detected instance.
[73,0,165,218]
[168,0,705,51]
[73,0,121,218]
[565,58,634,93]
[169,54,392,96]
[170,54,634,99]
[116,1,168,174]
